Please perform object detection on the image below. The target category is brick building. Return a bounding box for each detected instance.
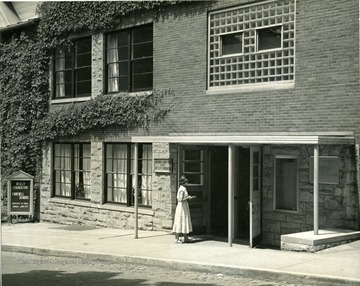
[2,0,360,248]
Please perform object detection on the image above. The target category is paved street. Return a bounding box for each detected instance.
[2,251,346,286]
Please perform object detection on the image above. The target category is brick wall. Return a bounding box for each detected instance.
[49,0,360,138]
[41,0,360,242]
[143,0,359,139]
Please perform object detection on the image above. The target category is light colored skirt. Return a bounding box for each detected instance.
[172,201,193,234]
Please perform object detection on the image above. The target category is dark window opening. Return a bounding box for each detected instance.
[257,26,282,51]
[106,25,153,93]
[221,32,243,56]
[54,38,92,99]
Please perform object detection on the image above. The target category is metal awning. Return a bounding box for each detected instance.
[131,132,355,145]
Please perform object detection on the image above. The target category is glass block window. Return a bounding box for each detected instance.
[208,0,295,88]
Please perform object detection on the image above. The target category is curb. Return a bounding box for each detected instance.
[3,245,360,286]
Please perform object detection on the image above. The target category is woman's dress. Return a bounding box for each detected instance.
[172,185,193,234]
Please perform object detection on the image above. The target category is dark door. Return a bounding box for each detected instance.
[179,145,209,234]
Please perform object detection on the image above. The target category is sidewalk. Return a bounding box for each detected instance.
[2,222,360,285]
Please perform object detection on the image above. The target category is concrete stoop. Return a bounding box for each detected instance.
[281,228,360,252]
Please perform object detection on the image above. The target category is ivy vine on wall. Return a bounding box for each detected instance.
[0,1,176,183]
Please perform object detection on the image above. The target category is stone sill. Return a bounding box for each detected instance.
[49,197,154,216]
[281,228,360,252]
[206,81,294,95]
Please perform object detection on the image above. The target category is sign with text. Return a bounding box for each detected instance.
[310,156,340,184]
[7,171,34,216]
[10,181,31,212]
[154,159,173,173]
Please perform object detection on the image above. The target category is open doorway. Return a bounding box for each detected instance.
[209,146,228,236]
[235,147,250,241]
[209,146,251,242]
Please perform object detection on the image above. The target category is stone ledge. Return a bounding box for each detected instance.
[281,229,360,252]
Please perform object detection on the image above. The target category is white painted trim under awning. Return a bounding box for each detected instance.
[131,133,355,145]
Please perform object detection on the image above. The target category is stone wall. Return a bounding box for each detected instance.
[262,144,359,247]
[40,141,178,232]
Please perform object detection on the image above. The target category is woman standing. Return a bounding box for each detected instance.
[172,175,195,243]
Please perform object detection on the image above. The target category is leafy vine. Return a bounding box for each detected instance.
[0,1,177,183]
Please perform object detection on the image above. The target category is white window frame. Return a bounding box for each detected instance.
[182,149,204,186]
[207,0,296,90]
[255,24,283,53]
[220,31,244,57]
[273,155,299,213]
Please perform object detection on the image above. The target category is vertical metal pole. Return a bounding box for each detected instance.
[228,145,234,247]
[134,143,139,239]
[314,145,319,235]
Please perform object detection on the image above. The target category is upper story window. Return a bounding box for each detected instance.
[106,24,153,93]
[54,38,92,99]
[221,32,243,56]
[257,26,282,51]
[208,0,295,88]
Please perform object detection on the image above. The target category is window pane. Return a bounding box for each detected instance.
[222,33,242,55]
[76,54,91,68]
[184,162,201,173]
[132,26,153,44]
[132,42,153,59]
[186,174,201,185]
[119,62,129,76]
[275,158,297,211]
[55,57,65,71]
[106,144,128,203]
[56,72,65,84]
[184,150,202,161]
[76,80,91,96]
[65,83,72,97]
[54,144,72,197]
[132,58,153,74]
[132,73,152,91]
[76,67,91,81]
[118,76,128,91]
[76,39,91,54]
[118,47,129,61]
[258,26,282,51]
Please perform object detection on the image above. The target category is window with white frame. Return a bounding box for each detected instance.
[208,0,295,88]
[182,149,204,185]
[274,156,298,212]
[105,143,152,207]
